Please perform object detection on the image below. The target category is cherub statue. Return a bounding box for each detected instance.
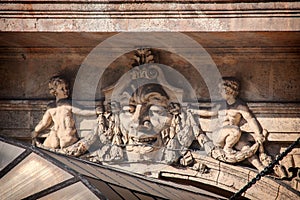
[189,77,271,171]
[32,75,97,153]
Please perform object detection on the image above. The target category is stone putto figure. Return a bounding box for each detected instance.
[32,75,97,153]
[189,77,271,171]
[32,76,78,149]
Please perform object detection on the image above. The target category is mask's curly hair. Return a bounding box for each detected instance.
[220,77,240,98]
[48,75,69,96]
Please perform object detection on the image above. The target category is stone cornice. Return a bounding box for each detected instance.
[0,1,299,31]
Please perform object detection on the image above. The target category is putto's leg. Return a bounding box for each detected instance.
[43,130,60,148]
[214,126,241,154]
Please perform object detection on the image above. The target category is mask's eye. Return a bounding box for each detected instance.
[149,105,166,116]
[122,105,135,114]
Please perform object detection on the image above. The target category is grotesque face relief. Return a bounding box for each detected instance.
[119,83,173,161]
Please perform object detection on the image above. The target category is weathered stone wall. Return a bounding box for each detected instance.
[1,32,299,101]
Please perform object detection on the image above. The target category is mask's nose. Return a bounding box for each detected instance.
[131,104,151,130]
[131,104,142,123]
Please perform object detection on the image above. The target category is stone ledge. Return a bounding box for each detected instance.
[1,46,300,56]
[2,1,299,13]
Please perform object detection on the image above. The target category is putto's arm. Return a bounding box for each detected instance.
[71,103,99,116]
[34,110,52,133]
[240,105,264,144]
[188,106,218,117]
[72,106,97,116]
[32,110,52,140]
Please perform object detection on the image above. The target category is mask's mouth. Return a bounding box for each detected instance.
[131,136,157,144]
[129,123,157,138]
[126,135,162,154]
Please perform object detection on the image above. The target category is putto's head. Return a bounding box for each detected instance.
[49,75,70,99]
[219,77,240,98]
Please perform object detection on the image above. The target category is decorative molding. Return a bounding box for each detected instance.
[1,47,300,55]
[0,1,299,31]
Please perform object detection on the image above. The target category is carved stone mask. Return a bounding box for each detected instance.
[119,83,172,153]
